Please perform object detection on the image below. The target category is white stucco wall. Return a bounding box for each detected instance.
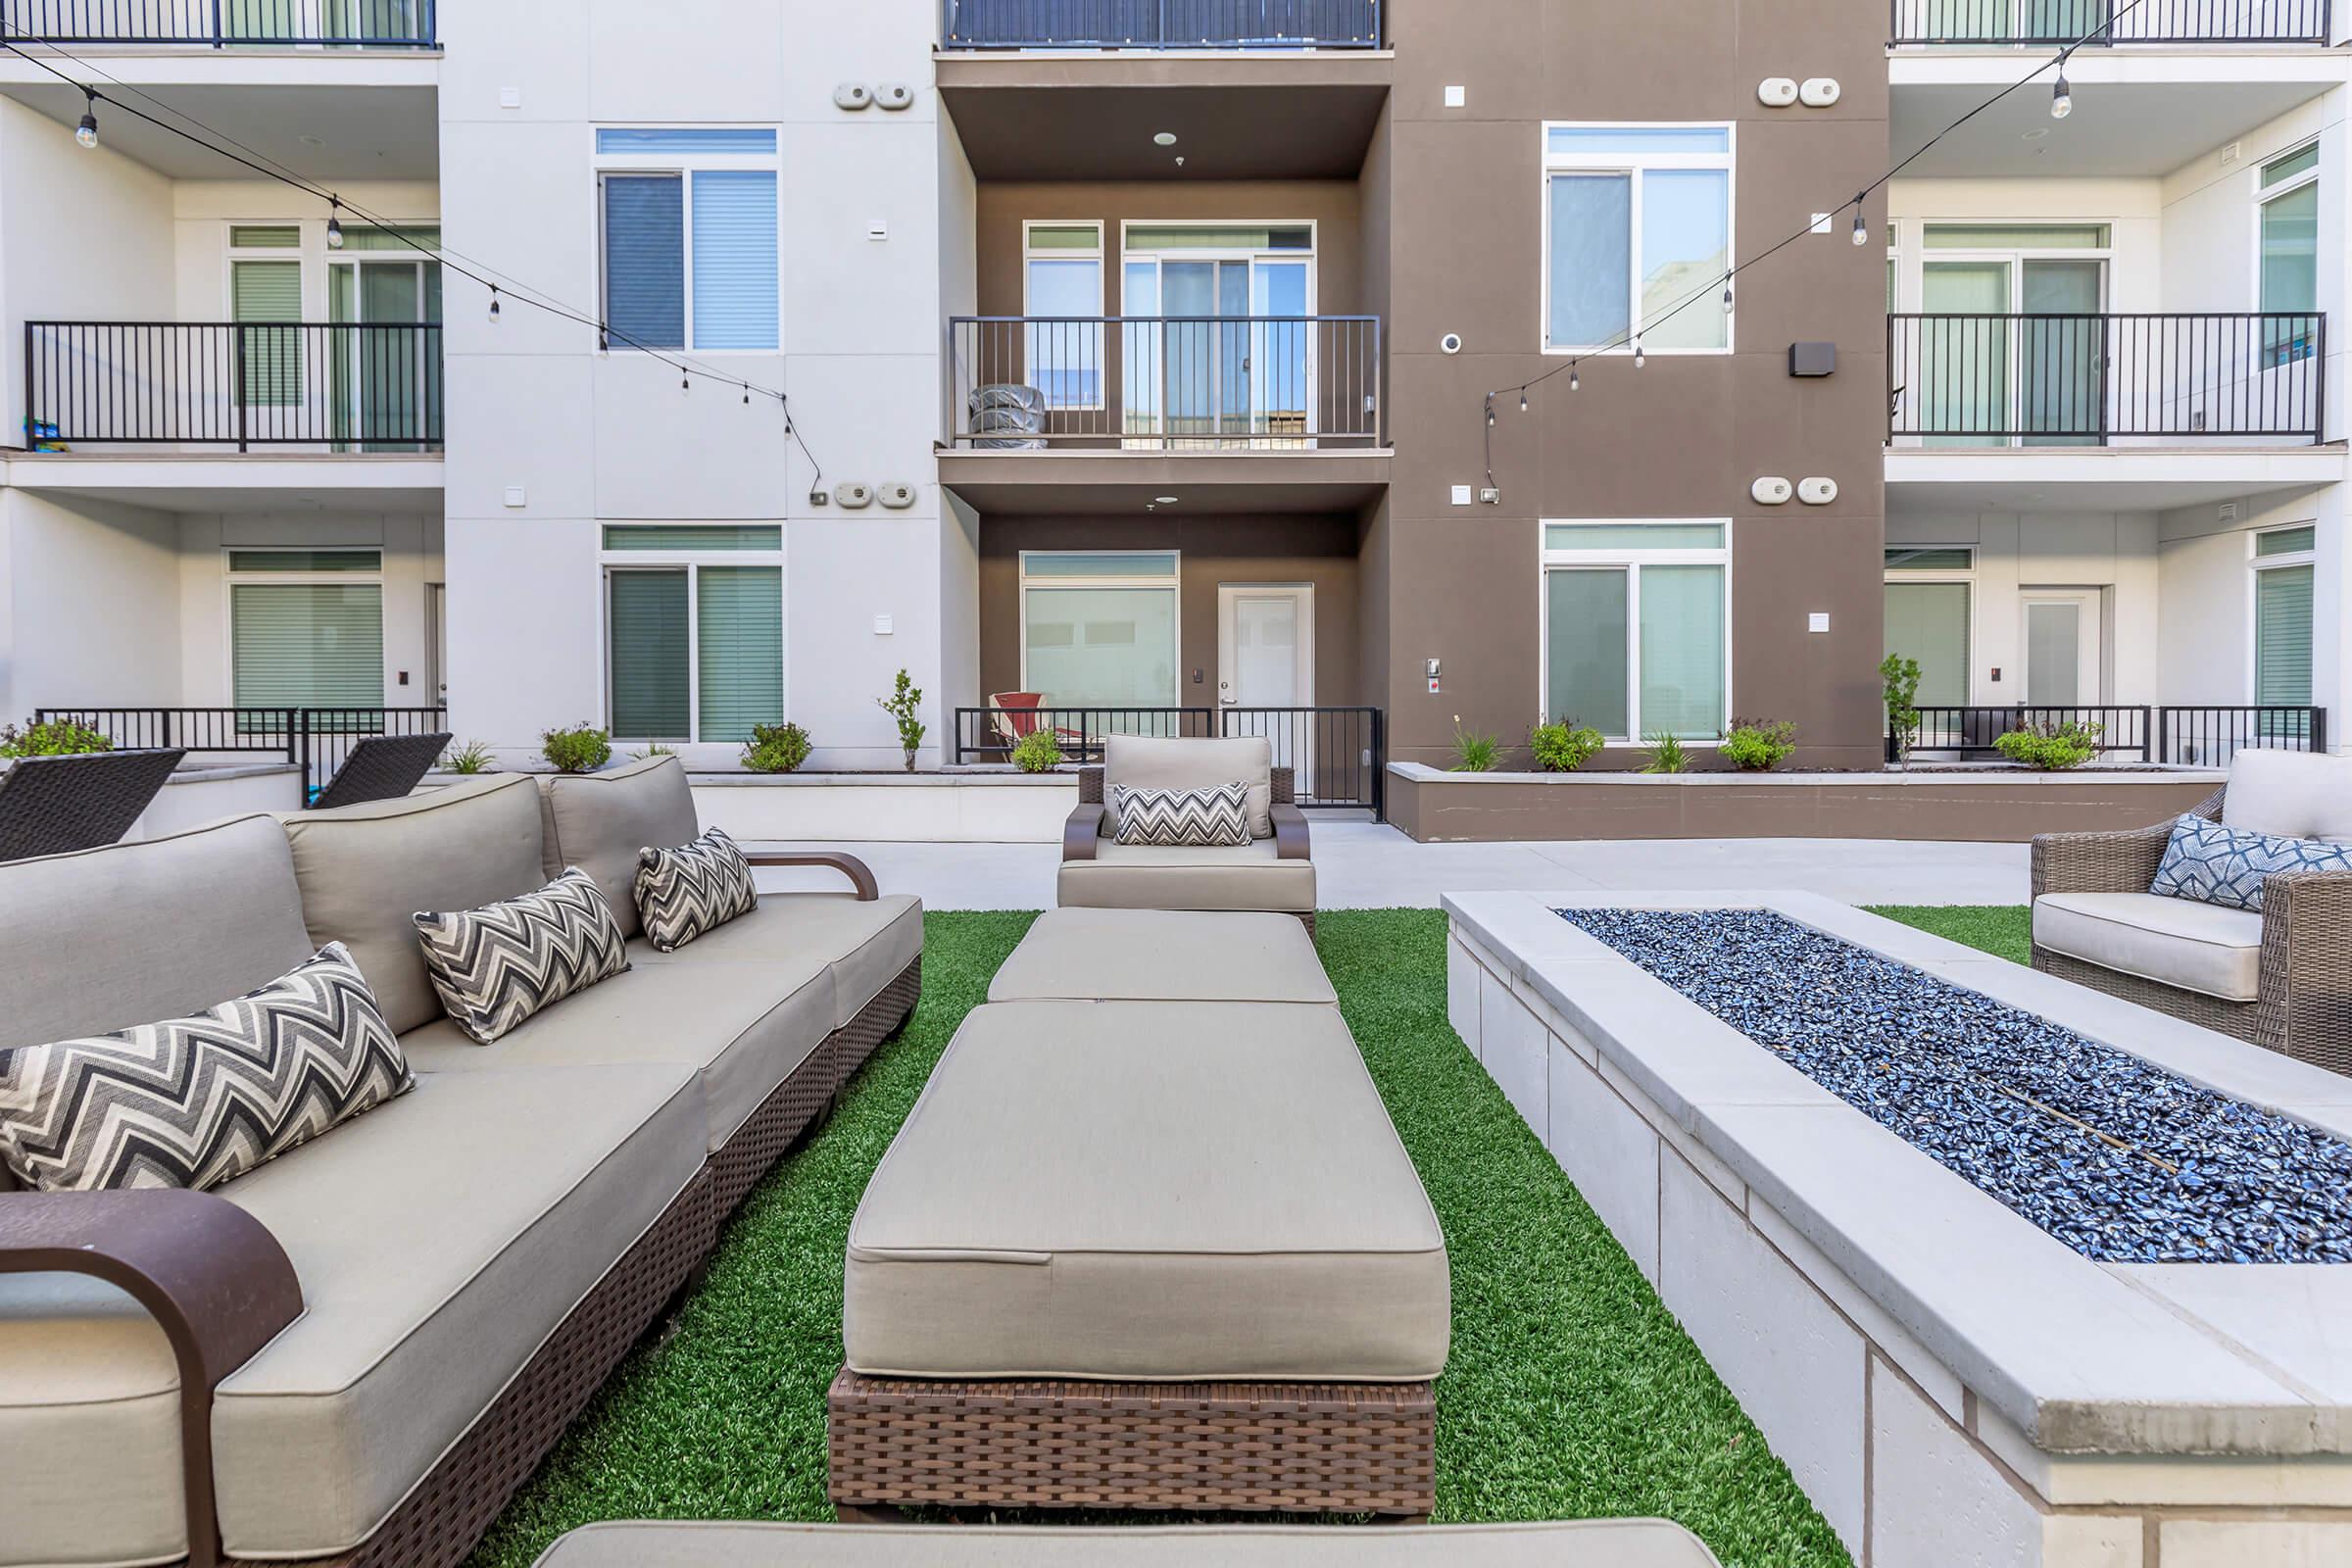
[0,490,182,718]
[2157,484,2345,744]
[171,179,442,321]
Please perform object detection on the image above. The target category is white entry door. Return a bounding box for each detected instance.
[2020,589,2103,708]
[1217,583,1316,789]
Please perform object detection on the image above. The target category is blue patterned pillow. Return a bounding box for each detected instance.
[2150,814,2352,913]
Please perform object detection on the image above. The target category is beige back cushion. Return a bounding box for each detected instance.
[538,756,703,940]
[280,775,548,1033]
[2225,751,2352,844]
[1102,736,1273,840]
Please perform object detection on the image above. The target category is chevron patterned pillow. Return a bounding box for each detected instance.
[635,827,760,953]
[2151,813,2352,913]
[1111,780,1253,848]
[414,868,631,1044]
[0,943,413,1193]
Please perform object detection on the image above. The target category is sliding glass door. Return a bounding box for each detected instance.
[329,253,441,451]
[1121,224,1315,446]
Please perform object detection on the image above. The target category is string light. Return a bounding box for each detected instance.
[1633,338,1644,368]
[1568,366,1579,392]
[74,87,96,149]
[325,197,344,250]
[2050,61,2073,120]
[487,285,500,321]
[1519,389,1529,414]
[1850,200,1870,246]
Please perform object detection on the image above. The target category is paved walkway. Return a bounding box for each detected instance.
[750,822,2030,910]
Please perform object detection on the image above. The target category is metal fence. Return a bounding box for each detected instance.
[1887,313,2325,444]
[953,705,1386,812]
[0,0,437,43]
[25,321,445,451]
[1893,706,2328,765]
[35,707,450,798]
[1889,0,2328,43]
[949,316,1383,450]
[942,0,1379,47]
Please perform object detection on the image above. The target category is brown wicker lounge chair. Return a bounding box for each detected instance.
[0,747,185,861]
[308,731,453,809]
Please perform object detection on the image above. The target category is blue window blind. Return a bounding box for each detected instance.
[692,171,779,351]
[603,174,685,350]
[596,128,778,156]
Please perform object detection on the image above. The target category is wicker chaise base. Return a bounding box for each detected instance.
[826,1370,1436,1518]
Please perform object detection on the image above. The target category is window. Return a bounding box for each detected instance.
[1884,548,1975,708]
[2253,525,2316,708]
[1543,125,1732,354]
[597,129,780,352]
[1019,552,1180,710]
[1541,522,1728,740]
[1922,223,2109,250]
[2260,144,2320,368]
[228,551,385,711]
[1024,222,1104,410]
[231,225,305,409]
[602,525,784,743]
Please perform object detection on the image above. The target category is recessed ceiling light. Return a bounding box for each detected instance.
[1154,496,1179,505]
[2020,127,2050,142]
[299,133,326,147]
[1153,131,1178,146]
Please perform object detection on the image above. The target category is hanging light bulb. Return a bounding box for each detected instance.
[742,384,751,406]
[1568,365,1580,393]
[1723,281,1735,311]
[1519,389,1529,414]
[325,199,345,250]
[682,373,692,393]
[1851,202,1870,247]
[1633,337,1645,368]
[2050,69,2073,121]
[487,286,501,322]
[74,89,99,150]
[597,327,610,353]
[1485,397,1496,428]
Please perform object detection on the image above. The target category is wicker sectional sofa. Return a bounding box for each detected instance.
[0,759,921,1568]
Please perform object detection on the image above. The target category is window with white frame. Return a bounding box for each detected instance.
[1019,552,1180,710]
[227,550,386,711]
[1884,547,1976,708]
[2259,144,2320,368]
[1543,125,1733,354]
[596,129,780,353]
[1541,522,1729,741]
[2252,524,2316,708]
[602,525,784,743]
[1024,221,1104,409]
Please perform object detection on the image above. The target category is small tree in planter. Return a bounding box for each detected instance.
[1881,654,1923,768]
[541,723,612,774]
[877,669,926,772]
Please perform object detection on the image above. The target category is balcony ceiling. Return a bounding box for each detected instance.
[1890,73,2332,177]
[0,80,438,179]
[939,451,1390,514]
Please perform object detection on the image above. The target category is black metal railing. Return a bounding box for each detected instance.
[25,321,445,451]
[1889,0,2328,43]
[943,0,1379,47]
[1892,705,2328,765]
[1888,313,2325,444]
[35,707,449,797]
[953,705,1386,812]
[949,316,1382,450]
[1,0,437,44]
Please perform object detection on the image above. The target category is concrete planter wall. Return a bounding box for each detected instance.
[1446,891,2352,1568]
[692,771,1077,844]
[130,763,304,839]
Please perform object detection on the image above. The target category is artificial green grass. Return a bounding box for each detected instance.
[470,908,1847,1568]
[1865,904,2033,965]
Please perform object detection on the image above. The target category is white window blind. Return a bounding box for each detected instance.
[696,565,784,743]
[233,261,304,408]
[691,171,779,351]
[2257,565,2315,708]
[231,583,384,710]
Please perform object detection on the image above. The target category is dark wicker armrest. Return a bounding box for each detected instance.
[0,1190,304,1568]
[743,852,878,901]
[2030,789,2219,901]
[2261,868,2352,1072]
[1271,804,1312,861]
[1064,803,1106,861]
[1271,765,1296,807]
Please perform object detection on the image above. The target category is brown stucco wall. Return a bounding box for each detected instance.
[976,514,1364,709]
[1376,0,1891,772]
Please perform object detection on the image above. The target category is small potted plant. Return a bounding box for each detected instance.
[1011,728,1062,774]
[541,723,612,775]
[1530,720,1604,773]
[1721,719,1797,772]
[878,669,926,773]
[743,722,813,774]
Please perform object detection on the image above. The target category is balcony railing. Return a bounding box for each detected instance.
[949,316,1381,451]
[25,321,444,452]
[954,705,1386,811]
[1893,706,2328,764]
[35,707,450,796]
[942,0,1379,48]
[1,0,436,44]
[1887,313,2325,445]
[1889,0,2328,44]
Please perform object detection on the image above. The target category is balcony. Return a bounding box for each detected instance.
[1888,0,2328,45]
[1886,312,2325,447]
[0,0,438,45]
[942,0,1380,50]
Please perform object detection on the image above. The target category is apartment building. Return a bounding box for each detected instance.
[0,0,2338,801]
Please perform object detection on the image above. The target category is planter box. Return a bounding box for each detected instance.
[691,770,1077,844]
[130,762,304,839]
[1389,762,2226,844]
[1446,890,2352,1568]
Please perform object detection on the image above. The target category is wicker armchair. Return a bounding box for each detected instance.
[2032,786,2352,1074]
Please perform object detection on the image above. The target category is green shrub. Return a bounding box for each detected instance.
[1640,732,1692,774]
[0,718,115,759]
[1530,721,1605,773]
[743,722,812,775]
[629,744,678,761]
[877,669,926,772]
[541,723,612,775]
[1449,718,1502,773]
[1721,718,1798,772]
[1010,728,1062,774]
[440,738,496,774]
[1881,653,1924,765]
[1993,720,2102,771]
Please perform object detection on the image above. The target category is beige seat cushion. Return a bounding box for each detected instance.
[635,893,923,1030]
[990,908,1334,1004]
[539,756,704,941]
[402,953,833,1152]
[2225,750,2352,844]
[533,1520,1724,1568]
[1057,838,1314,915]
[0,1062,703,1565]
[2034,892,2266,1003]
[1102,734,1273,840]
[845,1002,1447,1383]
[281,775,549,1033]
